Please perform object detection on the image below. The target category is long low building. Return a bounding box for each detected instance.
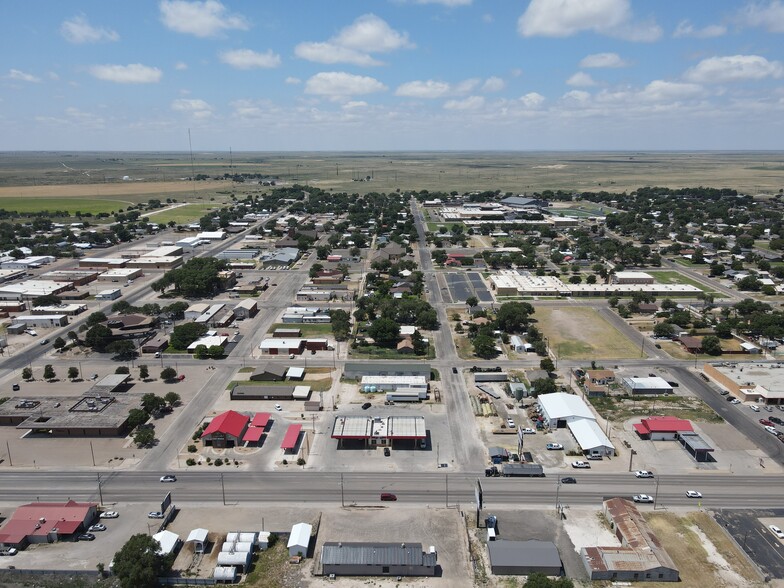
[321,542,437,577]
[360,376,428,392]
[332,415,426,448]
[0,395,132,436]
[537,393,615,457]
[488,540,562,576]
[344,362,432,381]
[11,314,68,328]
[230,385,311,401]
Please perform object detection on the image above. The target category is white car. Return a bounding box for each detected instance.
[765,425,779,435]
[633,494,654,503]
[99,511,119,519]
[148,511,165,519]
[770,525,784,539]
[731,399,741,404]
[685,490,702,499]
[160,475,177,483]
[521,427,536,435]
[635,470,654,478]
[546,443,564,450]
[750,405,761,412]
[0,547,18,556]
[274,403,282,411]
[571,461,591,469]
[506,418,516,428]
[88,523,107,532]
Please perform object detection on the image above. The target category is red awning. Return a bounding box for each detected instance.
[633,423,648,435]
[251,412,271,429]
[281,424,302,450]
[242,427,264,443]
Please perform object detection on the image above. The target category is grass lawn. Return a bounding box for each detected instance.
[535,306,640,360]
[643,512,762,588]
[589,394,722,423]
[647,270,713,292]
[142,202,221,224]
[269,323,334,336]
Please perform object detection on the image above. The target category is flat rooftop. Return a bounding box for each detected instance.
[708,362,784,398]
[331,415,426,440]
[0,395,133,430]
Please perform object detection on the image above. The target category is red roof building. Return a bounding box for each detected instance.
[0,500,97,549]
[633,416,694,441]
[242,412,271,444]
[281,424,302,453]
[201,410,249,448]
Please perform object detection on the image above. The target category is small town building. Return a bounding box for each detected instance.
[331,415,426,448]
[0,500,98,549]
[95,288,121,301]
[250,363,288,382]
[344,362,432,381]
[186,528,209,554]
[287,523,312,557]
[233,298,258,319]
[153,530,180,556]
[321,542,438,577]
[259,338,306,355]
[11,314,68,328]
[488,540,562,576]
[621,377,673,396]
[633,416,694,441]
[201,411,249,448]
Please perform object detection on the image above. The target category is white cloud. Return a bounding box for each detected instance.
[567,72,597,87]
[60,15,119,44]
[444,95,484,110]
[510,68,523,78]
[639,80,702,101]
[171,98,213,118]
[159,0,249,38]
[684,55,784,84]
[519,92,545,108]
[454,78,480,94]
[6,69,41,83]
[673,20,726,38]
[580,52,627,68]
[175,62,188,71]
[304,72,387,97]
[562,90,591,104]
[482,13,494,23]
[738,1,784,33]
[285,77,301,85]
[89,63,162,84]
[481,76,505,92]
[518,0,661,41]
[219,49,281,70]
[295,14,412,66]
[343,101,368,109]
[294,43,382,66]
[47,71,60,81]
[396,80,451,98]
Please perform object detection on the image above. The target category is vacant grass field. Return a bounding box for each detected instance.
[142,202,221,224]
[0,196,129,215]
[535,306,640,359]
[647,270,712,292]
[644,512,763,588]
[589,393,722,423]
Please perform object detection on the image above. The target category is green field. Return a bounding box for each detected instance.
[0,196,130,215]
[647,270,713,292]
[535,306,641,360]
[142,203,222,225]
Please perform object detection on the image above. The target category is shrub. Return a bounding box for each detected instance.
[206,457,211,463]
[115,366,130,374]
[186,458,196,466]
[282,459,288,465]
[214,458,223,467]
[297,458,306,466]
[187,445,197,453]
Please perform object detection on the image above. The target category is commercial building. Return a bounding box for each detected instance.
[344,362,432,381]
[187,335,228,352]
[0,280,73,301]
[96,268,143,282]
[12,314,68,328]
[488,540,562,576]
[197,231,227,240]
[32,304,86,316]
[201,410,249,448]
[259,338,306,355]
[613,271,655,285]
[0,500,98,549]
[125,256,182,270]
[95,288,121,301]
[702,363,784,405]
[581,498,679,582]
[40,269,99,286]
[331,415,426,448]
[0,395,132,436]
[321,542,438,577]
[233,298,258,319]
[633,416,694,441]
[230,385,311,401]
[250,363,288,381]
[537,393,615,457]
[621,377,673,396]
[1,255,55,270]
[78,257,127,269]
[360,376,428,393]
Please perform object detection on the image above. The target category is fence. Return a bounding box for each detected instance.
[158,577,217,586]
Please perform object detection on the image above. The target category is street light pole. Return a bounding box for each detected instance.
[555,475,561,514]
[90,441,96,467]
[97,473,103,505]
[653,476,660,509]
[340,473,345,507]
[220,473,226,505]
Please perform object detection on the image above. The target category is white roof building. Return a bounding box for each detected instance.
[187,335,229,351]
[186,528,209,553]
[197,231,227,240]
[288,522,312,557]
[153,530,180,555]
[538,393,595,425]
[567,419,615,456]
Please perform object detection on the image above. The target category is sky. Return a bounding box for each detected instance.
[1,0,784,151]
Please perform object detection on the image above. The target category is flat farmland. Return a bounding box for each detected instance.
[144,202,222,224]
[535,305,640,359]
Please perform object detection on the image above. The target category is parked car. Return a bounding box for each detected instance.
[274,403,282,411]
[148,512,165,519]
[11,383,19,391]
[720,390,730,395]
[362,402,372,410]
[546,443,564,450]
[759,419,774,427]
[506,418,516,428]
[76,533,96,541]
[520,427,536,435]
[770,525,784,539]
[380,493,397,501]
[88,524,107,532]
[633,494,654,503]
[750,405,761,412]
[770,417,784,426]
[726,395,736,401]
[765,425,779,435]
[0,548,18,556]
[99,511,119,519]
[634,470,654,478]
[160,475,176,483]
[571,461,591,469]
[40,339,50,345]
[685,490,702,498]
[561,477,577,484]
[383,447,391,457]
[731,399,741,404]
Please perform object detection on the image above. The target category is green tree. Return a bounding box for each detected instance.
[32,294,62,307]
[170,323,209,350]
[702,335,723,356]
[160,367,177,381]
[127,409,148,430]
[496,302,534,333]
[112,533,172,588]
[411,330,427,355]
[85,324,113,352]
[107,340,137,360]
[67,366,79,380]
[138,365,149,380]
[133,427,155,447]
[368,318,401,348]
[530,377,557,397]
[653,322,676,339]
[141,393,167,415]
[193,344,208,359]
[208,345,224,359]
[714,323,733,339]
[86,311,107,327]
[53,336,66,352]
[540,357,555,373]
[330,309,351,341]
[523,572,574,588]
[473,334,497,359]
[43,364,56,380]
[465,295,479,310]
[164,392,180,407]
[22,367,32,380]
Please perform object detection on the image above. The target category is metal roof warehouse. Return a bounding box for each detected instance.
[332,416,426,448]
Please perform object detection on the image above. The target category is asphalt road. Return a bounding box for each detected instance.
[715,509,784,580]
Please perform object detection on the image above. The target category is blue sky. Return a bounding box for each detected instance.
[2,0,783,151]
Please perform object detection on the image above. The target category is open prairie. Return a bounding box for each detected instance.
[1,152,783,199]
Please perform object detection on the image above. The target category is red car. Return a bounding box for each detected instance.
[380,493,397,501]
[760,419,774,427]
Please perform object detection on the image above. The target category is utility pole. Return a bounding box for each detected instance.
[653,476,660,509]
[6,441,12,466]
[445,474,449,508]
[90,441,96,467]
[555,475,561,514]
[220,473,226,506]
[97,473,103,505]
[340,473,345,507]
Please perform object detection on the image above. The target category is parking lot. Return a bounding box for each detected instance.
[440,272,492,303]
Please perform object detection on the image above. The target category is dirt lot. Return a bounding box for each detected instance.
[535,306,639,360]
